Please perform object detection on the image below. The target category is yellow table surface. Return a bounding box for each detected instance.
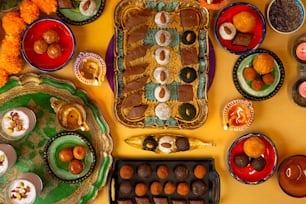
[20,0,306,203]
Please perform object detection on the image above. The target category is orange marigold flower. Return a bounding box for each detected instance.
[0,53,24,75]
[32,0,58,15]
[1,35,21,57]
[20,0,40,24]
[0,68,8,88]
[2,11,27,36]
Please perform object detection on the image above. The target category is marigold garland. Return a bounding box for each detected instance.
[20,0,40,24]
[0,0,58,87]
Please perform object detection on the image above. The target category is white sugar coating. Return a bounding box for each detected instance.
[154,11,170,27]
[219,22,237,40]
[79,0,97,17]
[7,179,36,204]
[155,47,170,65]
[0,150,8,176]
[155,30,172,46]
[2,109,30,137]
[158,136,175,153]
[153,67,169,84]
[155,103,171,120]
[154,86,170,102]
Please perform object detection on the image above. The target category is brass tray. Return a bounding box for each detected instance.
[0,73,113,204]
[114,0,210,129]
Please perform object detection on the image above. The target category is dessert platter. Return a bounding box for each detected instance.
[0,73,113,204]
[113,0,210,129]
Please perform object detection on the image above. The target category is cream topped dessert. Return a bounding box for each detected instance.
[0,144,17,177]
[1,108,36,140]
[7,179,37,204]
[0,150,8,176]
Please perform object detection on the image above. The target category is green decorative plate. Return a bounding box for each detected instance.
[233,48,285,101]
[44,131,97,184]
[57,0,105,25]
[0,73,113,204]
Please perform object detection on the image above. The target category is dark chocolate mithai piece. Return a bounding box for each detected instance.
[175,137,190,151]
[142,136,158,151]
[232,32,253,47]
[181,47,199,65]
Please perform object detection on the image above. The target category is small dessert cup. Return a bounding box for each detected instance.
[5,172,43,204]
[0,144,17,176]
[1,107,36,141]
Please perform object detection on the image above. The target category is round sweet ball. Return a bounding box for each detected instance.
[137,163,153,179]
[251,156,266,171]
[194,164,207,179]
[119,180,132,195]
[119,164,134,179]
[234,152,250,168]
[191,180,208,196]
[253,53,275,75]
[243,136,265,158]
[177,182,190,196]
[175,137,190,152]
[135,182,148,197]
[262,73,275,85]
[164,181,176,195]
[150,181,163,195]
[251,79,264,91]
[174,164,190,181]
[243,67,257,81]
[233,11,256,33]
[157,165,169,179]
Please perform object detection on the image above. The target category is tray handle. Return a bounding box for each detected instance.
[209,170,220,204]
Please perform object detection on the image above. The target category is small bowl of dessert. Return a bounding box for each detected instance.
[43,131,96,184]
[5,172,43,204]
[0,107,36,141]
[214,2,266,55]
[0,144,17,177]
[21,17,76,72]
[278,155,306,197]
[73,52,107,86]
[222,98,254,131]
[227,133,278,185]
[267,0,305,34]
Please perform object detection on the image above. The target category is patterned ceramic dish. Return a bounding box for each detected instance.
[233,48,285,101]
[227,133,278,185]
[214,2,266,55]
[267,0,305,34]
[21,17,76,72]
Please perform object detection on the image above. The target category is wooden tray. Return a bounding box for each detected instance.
[114,0,210,129]
[0,73,113,204]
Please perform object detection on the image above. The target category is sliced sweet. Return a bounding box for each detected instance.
[158,136,175,153]
[155,47,170,65]
[124,9,152,29]
[126,44,150,62]
[232,32,254,47]
[126,105,148,119]
[153,67,170,84]
[135,197,151,204]
[181,47,198,65]
[154,85,170,102]
[154,11,170,27]
[123,75,149,93]
[155,103,171,120]
[180,9,199,28]
[219,22,236,40]
[178,85,194,102]
[155,30,172,46]
[123,63,148,77]
[127,25,149,44]
[122,91,143,108]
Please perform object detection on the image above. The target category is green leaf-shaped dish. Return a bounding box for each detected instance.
[44,131,96,183]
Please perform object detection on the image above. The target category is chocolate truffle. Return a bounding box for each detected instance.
[174,165,189,181]
[194,164,207,179]
[137,163,152,179]
[157,165,169,179]
[175,137,190,151]
[164,181,176,195]
[191,180,208,196]
[119,164,134,179]
[234,153,250,168]
[251,156,266,171]
[135,182,148,197]
[177,182,190,196]
[143,136,158,151]
[150,181,163,195]
[135,197,151,204]
[119,181,132,195]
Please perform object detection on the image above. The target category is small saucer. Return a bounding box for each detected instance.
[43,131,96,184]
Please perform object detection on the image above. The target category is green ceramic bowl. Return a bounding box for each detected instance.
[43,131,96,184]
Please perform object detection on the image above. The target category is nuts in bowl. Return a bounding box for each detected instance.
[43,131,96,184]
